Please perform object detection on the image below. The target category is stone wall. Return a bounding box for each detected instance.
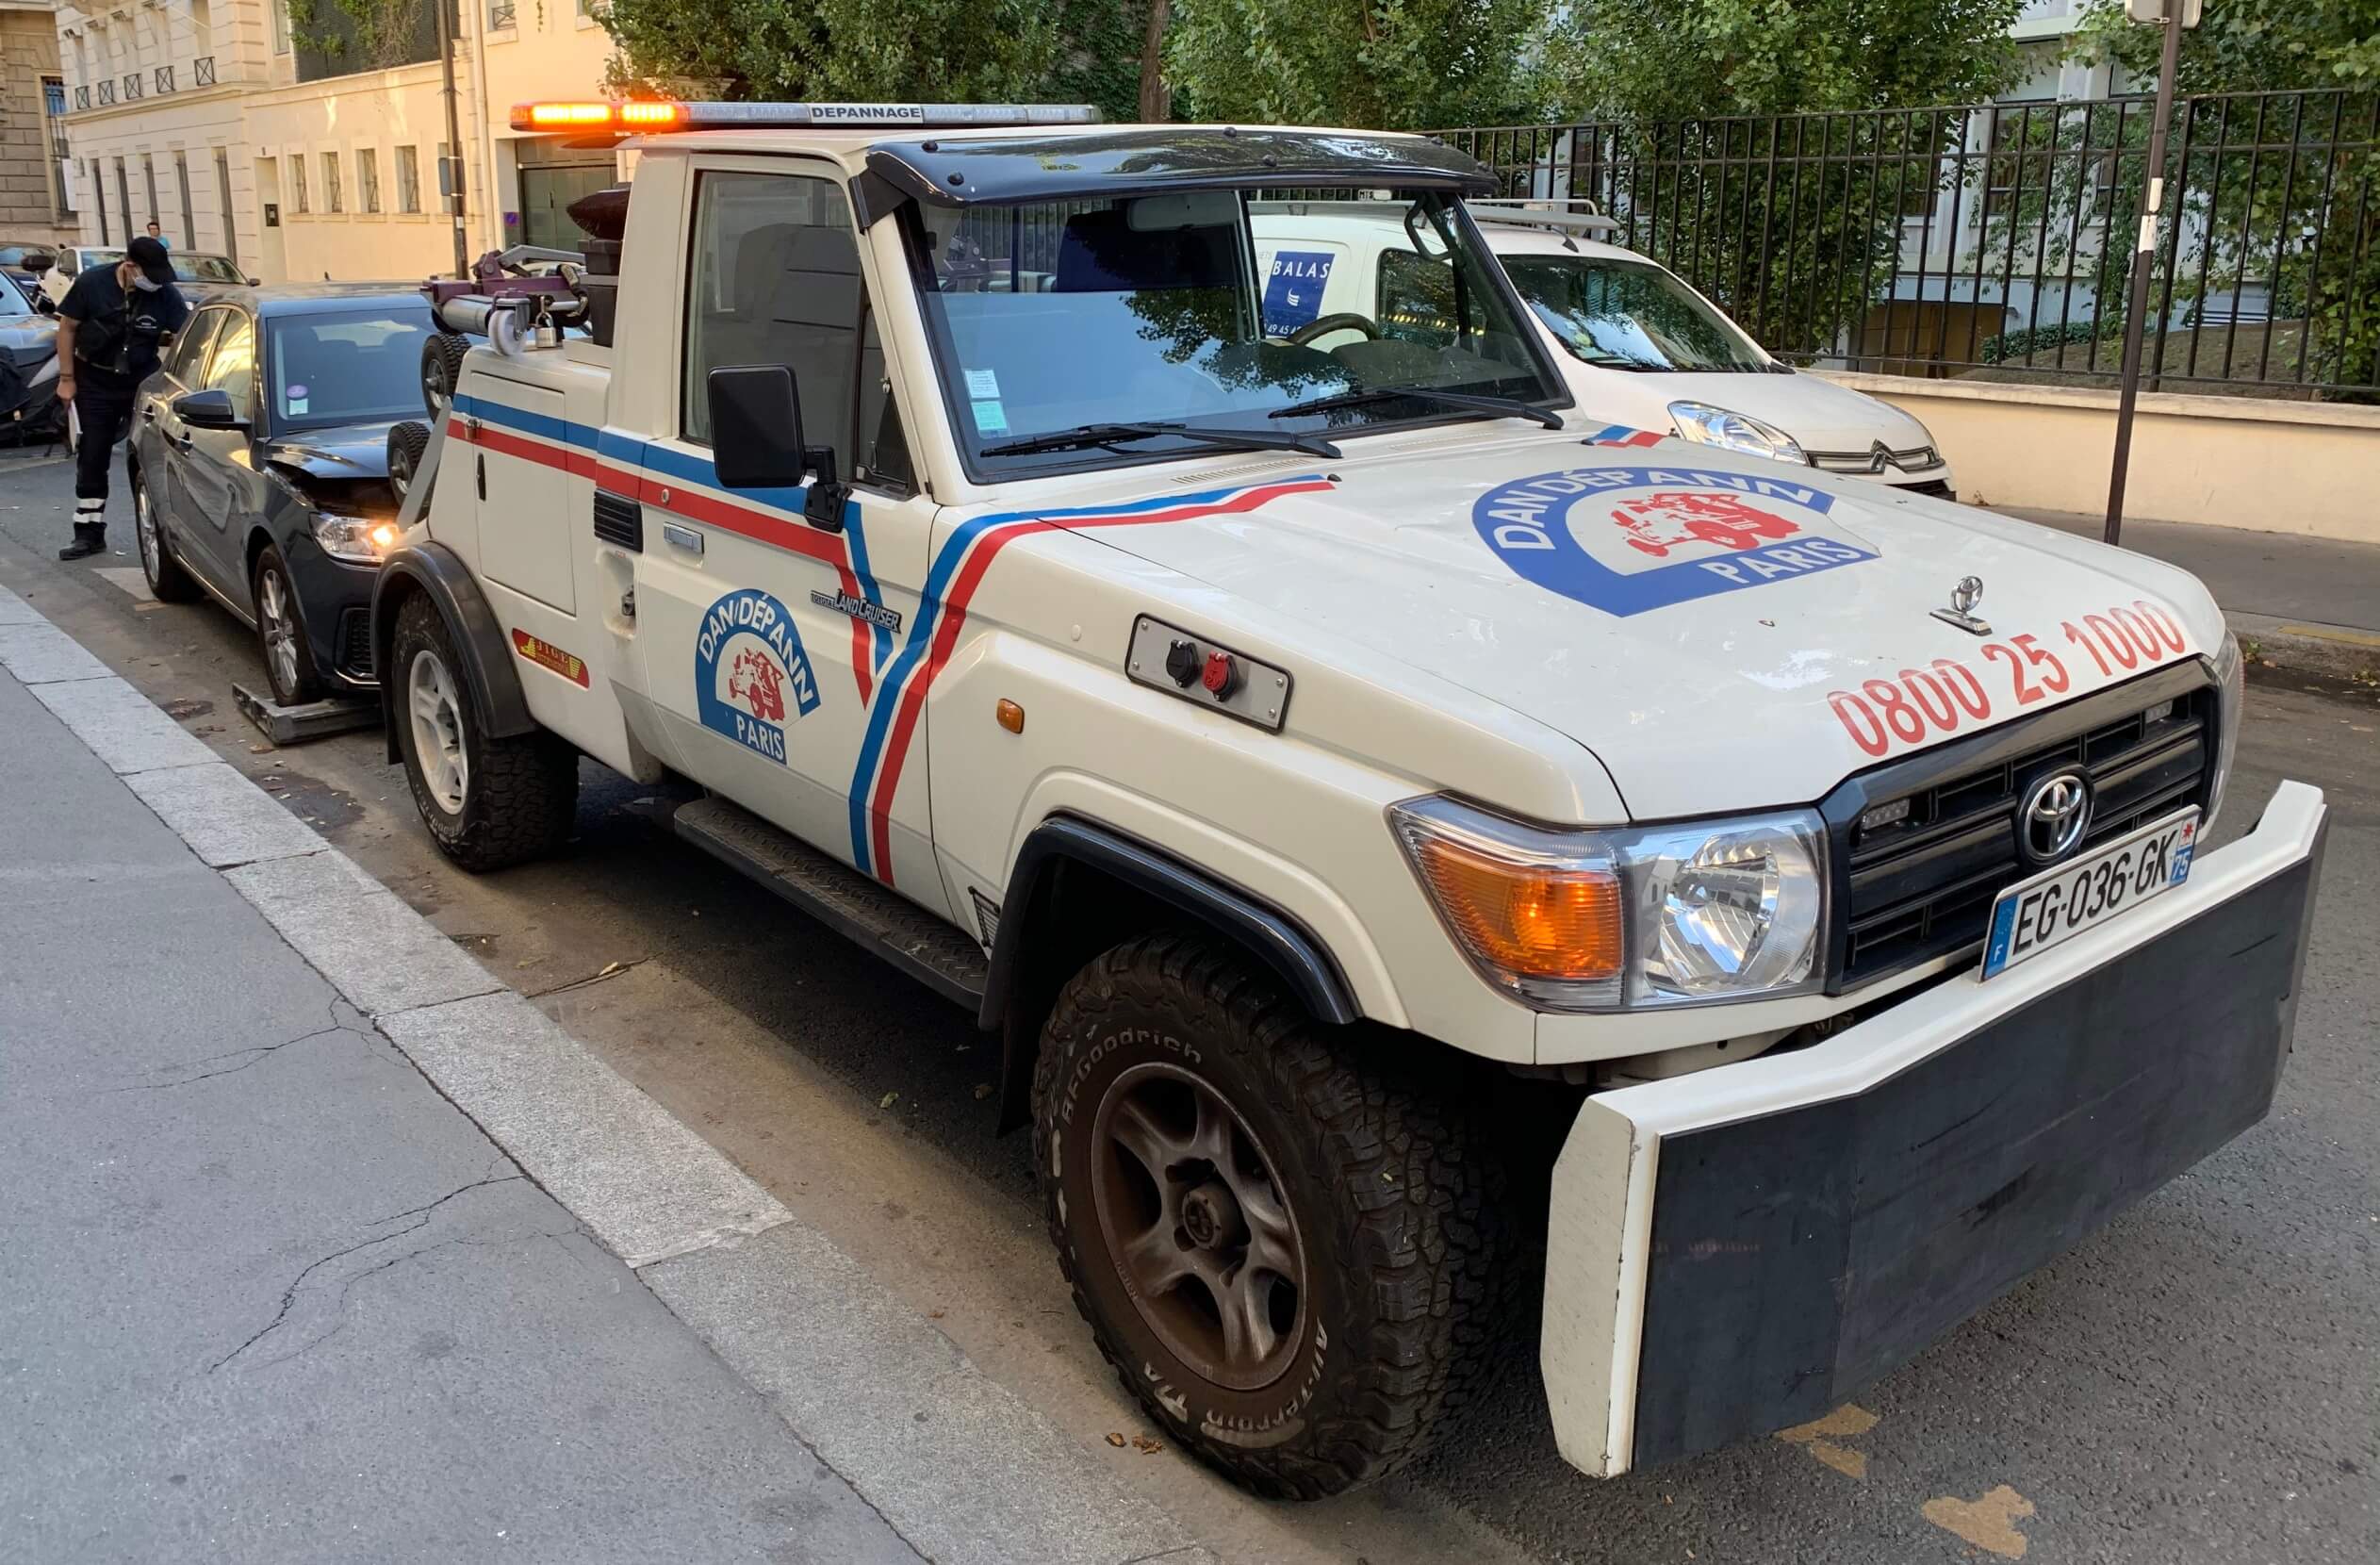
[0,10,72,245]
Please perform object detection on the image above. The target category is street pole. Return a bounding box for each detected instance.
[2104,3,2190,546]
[435,0,470,279]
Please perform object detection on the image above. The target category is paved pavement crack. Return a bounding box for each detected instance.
[207,1174,524,1374]
[100,999,364,1094]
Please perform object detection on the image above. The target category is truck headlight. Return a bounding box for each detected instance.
[2208,632,2243,829]
[314,514,401,565]
[1668,402,1805,465]
[1390,796,1827,1012]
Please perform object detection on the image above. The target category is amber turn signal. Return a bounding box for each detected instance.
[995,699,1026,733]
[1403,830,1622,981]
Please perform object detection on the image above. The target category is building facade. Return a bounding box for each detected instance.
[55,0,619,281]
[0,0,77,250]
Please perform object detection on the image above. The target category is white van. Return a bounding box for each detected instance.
[1252,197,1956,495]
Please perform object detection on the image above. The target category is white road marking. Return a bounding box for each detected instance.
[93,567,156,602]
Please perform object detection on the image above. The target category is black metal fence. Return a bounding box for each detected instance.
[1441,90,2380,400]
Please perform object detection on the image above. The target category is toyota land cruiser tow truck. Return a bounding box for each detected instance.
[372,99,2328,1500]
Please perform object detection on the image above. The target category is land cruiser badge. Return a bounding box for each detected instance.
[696,588,820,763]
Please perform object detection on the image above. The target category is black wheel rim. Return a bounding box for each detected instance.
[1088,1062,1308,1392]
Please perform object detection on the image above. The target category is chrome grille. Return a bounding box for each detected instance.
[1824,663,2217,990]
[1806,443,1944,476]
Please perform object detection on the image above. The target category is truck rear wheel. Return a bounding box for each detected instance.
[391,594,578,871]
[1032,932,1503,1499]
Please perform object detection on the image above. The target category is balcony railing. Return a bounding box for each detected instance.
[74,84,89,109]
[155,65,173,94]
[95,78,113,106]
[121,74,141,101]
[489,0,517,28]
[193,56,216,88]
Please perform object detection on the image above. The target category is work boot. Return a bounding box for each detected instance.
[57,522,105,561]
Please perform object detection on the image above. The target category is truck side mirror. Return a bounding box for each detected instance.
[706,363,846,533]
[708,365,807,488]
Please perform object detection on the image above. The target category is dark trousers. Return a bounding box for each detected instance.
[72,371,139,521]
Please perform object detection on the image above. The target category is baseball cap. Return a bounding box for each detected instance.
[126,236,174,289]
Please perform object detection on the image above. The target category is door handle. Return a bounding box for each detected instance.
[140,404,157,423]
[475,452,486,501]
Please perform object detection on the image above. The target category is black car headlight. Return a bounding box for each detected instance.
[313,514,401,566]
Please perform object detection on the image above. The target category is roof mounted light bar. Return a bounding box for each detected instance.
[510,100,1101,134]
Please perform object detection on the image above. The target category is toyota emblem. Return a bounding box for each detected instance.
[2018,770,2092,865]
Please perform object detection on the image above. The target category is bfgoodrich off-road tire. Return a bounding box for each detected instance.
[1032,932,1505,1499]
[390,593,578,872]
[386,420,432,503]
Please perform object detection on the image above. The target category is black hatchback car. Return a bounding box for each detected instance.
[128,285,435,703]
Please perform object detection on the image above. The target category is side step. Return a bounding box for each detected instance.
[672,796,990,1010]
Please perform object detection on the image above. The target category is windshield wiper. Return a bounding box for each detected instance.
[980,420,1340,460]
[1271,386,1564,429]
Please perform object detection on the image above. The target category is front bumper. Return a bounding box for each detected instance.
[1541,781,2327,1477]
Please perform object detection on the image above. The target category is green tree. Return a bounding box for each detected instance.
[2069,1,2380,90]
[600,0,1062,104]
[1163,0,1557,130]
[1540,0,2027,122]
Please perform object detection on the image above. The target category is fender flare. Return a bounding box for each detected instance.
[980,815,1362,1128]
[371,543,536,763]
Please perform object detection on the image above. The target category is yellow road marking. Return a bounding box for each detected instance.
[1775,1403,1878,1478]
[1923,1485,2037,1557]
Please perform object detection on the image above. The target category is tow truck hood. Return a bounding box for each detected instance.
[1078,437,2221,819]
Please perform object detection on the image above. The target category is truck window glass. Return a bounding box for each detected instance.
[681,170,862,466]
[1376,247,1483,347]
[203,313,257,415]
[918,190,1559,474]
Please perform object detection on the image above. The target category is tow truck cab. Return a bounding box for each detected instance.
[374,101,2327,1500]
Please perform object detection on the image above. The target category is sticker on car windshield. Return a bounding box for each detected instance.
[695,588,820,765]
[1262,250,1336,335]
[971,398,1009,436]
[1473,466,1879,617]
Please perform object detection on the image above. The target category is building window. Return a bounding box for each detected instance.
[143,155,161,233]
[290,154,308,215]
[489,0,517,29]
[271,0,290,54]
[321,151,342,214]
[215,148,238,264]
[358,148,381,215]
[395,145,420,214]
[42,75,73,217]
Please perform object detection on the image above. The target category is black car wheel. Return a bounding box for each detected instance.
[252,544,322,705]
[387,420,432,504]
[419,333,469,418]
[132,467,200,603]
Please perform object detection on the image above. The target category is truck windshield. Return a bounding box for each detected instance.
[912,189,1563,473]
[1500,254,1770,373]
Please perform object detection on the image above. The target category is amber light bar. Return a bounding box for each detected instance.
[510,100,1099,134]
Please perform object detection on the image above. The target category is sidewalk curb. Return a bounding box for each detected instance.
[0,578,1228,1565]
[2227,611,2380,684]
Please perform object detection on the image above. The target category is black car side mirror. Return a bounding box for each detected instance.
[172,388,246,430]
[33,294,55,316]
[706,364,845,531]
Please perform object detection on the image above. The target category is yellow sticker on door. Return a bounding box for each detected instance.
[512,628,590,687]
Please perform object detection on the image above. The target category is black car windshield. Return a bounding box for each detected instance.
[0,274,31,316]
[267,305,435,432]
[1501,254,1769,372]
[912,189,1563,473]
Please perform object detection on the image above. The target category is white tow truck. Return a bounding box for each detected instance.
[375,100,2328,1499]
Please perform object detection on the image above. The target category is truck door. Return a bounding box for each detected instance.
[632,162,947,912]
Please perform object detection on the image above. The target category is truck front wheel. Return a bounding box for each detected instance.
[391,594,578,871]
[1033,932,1503,1499]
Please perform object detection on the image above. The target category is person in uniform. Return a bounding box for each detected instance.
[54,236,188,561]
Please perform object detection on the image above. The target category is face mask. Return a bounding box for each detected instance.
[131,274,162,292]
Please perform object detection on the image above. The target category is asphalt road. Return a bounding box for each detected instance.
[3,448,2372,1565]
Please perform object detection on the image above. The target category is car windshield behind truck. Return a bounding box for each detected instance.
[912,189,1562,471]
[268,305,435,432]
[1501,254,1770,373]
